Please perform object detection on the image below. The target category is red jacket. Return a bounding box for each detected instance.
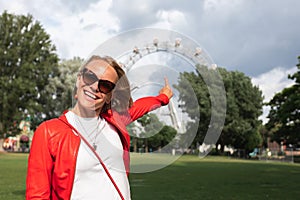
[26,94,169,200]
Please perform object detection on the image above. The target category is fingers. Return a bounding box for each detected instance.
[161,77,173,99]
[164,77,170,87]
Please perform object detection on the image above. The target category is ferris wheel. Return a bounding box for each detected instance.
[115,36,217,134]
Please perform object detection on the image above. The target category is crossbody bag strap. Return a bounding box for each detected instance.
[58,118,126,200]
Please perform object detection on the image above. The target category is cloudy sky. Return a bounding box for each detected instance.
[1,0,299,123]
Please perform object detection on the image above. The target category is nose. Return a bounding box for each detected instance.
[90,81,99,93]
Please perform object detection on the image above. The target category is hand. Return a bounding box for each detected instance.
[159,77,173,99]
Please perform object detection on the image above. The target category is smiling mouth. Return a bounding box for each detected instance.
[84,90,99,100]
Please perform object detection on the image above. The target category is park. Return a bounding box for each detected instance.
[1,2,300,200]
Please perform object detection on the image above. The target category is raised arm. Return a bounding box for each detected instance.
[123,77,173,125]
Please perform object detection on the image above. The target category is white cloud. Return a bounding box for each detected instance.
[252,66,297,102]
[156,10,186,26]
[0,0,28,14]
[203,0,242,12]
[1,0,120,59]
[252,66,297,123]
[44,0,120,59]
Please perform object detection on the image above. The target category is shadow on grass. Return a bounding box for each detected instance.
[12,190,25,196]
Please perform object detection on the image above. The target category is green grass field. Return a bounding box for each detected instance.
[0,153,27,200]
[1,153,300,200]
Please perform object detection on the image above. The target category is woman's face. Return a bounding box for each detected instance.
[76,59,118,114]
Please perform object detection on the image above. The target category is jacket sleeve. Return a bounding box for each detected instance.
[122,93,170,125]
[26,121,53,200]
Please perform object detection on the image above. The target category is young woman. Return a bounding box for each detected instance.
[26,55,173,200]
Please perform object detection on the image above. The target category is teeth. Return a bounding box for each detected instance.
[84,91,97,100]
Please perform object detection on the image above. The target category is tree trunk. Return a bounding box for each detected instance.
[145,139,148,153]
[133,138,137,153]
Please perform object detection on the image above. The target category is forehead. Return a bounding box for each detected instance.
[85,59,118,81]
[85,59,110,70]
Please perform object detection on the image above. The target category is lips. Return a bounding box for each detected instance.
[84,90,100,100]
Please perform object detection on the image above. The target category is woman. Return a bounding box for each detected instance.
[26,55,173,200]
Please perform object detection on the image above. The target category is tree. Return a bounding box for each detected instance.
[35,57,83,125]
[0,11,59,136]
[137,113,163,152]
[30,57,83,129]
[174,66,211,149]
[129,113,177,152]
[219,70,263,152]
[175,66,263,153]
[153,125,177,152]
[266,56,300,147]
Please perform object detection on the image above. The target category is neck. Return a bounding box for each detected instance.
[72,104,101,118]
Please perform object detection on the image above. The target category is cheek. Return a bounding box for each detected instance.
[77,86,85,97]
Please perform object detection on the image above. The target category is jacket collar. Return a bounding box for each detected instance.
[59,110,130,151]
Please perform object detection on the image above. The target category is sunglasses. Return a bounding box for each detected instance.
[81,68,115,94]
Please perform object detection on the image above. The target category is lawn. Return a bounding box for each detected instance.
[130,155,300,199]
[0,152,28,200]
[1,153,300,200]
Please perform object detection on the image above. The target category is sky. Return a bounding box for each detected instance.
[1,0,299,123]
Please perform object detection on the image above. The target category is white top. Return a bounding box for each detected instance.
[65,111,131,200]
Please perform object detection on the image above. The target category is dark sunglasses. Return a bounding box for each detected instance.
[81,68,115,94]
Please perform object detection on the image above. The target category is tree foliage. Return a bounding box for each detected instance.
[175,65,263,152]
[220,69,263,151]
[266,56,300,146]
[174,66,211,148]
[30,57,83,129]
[0,11,59,136]
[129,113,177,152]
